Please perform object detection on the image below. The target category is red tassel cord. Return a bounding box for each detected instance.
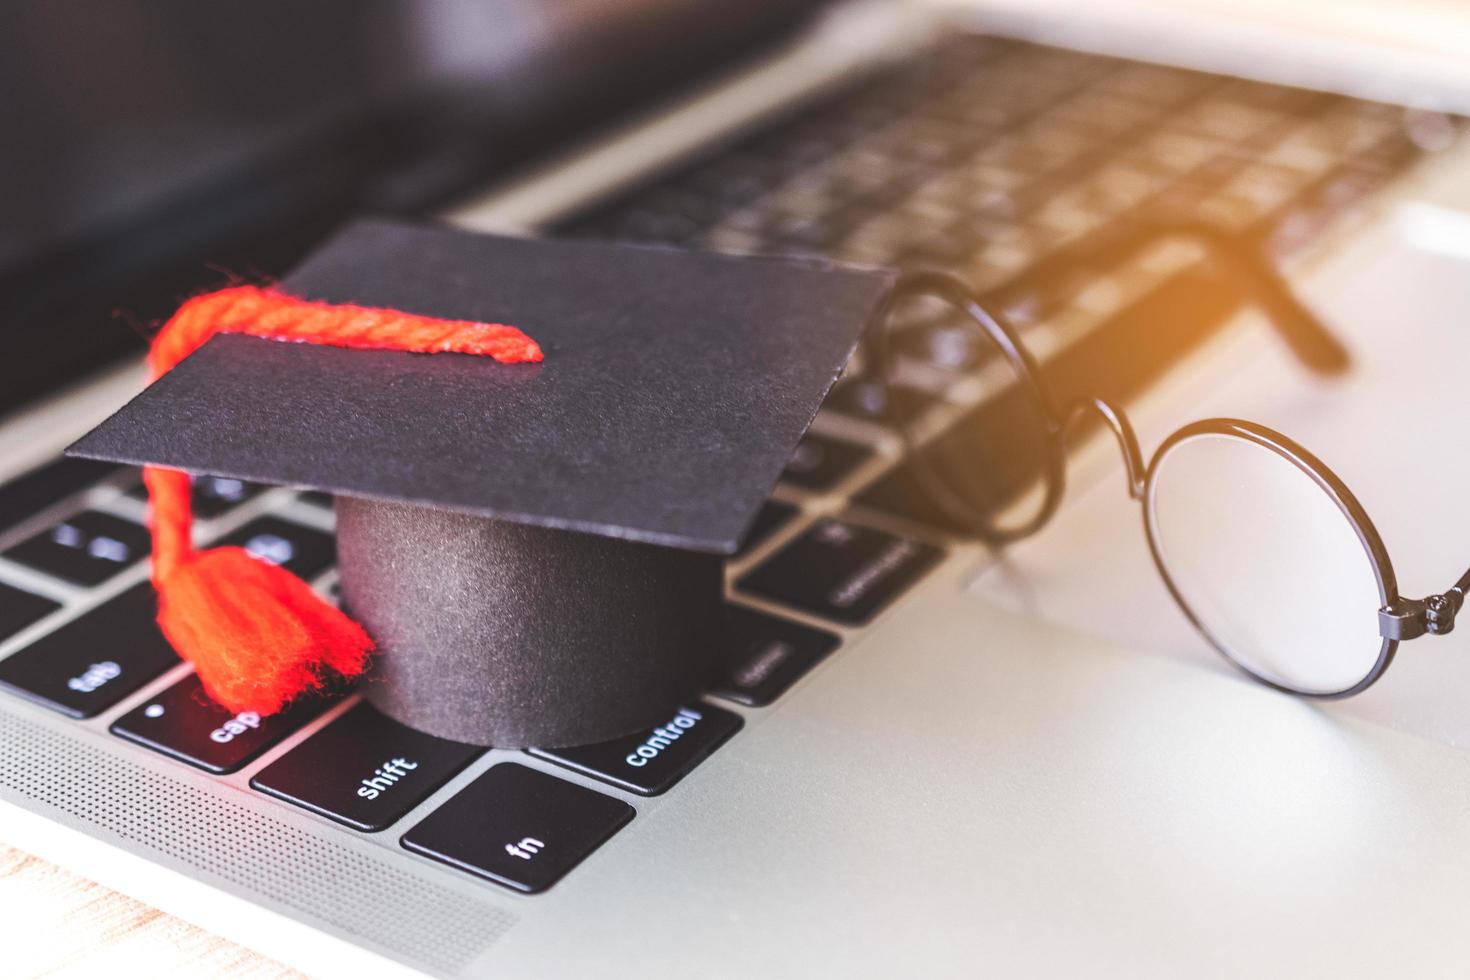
[146,285,541,714]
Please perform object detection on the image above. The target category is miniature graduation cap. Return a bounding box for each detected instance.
[70,219,895,748]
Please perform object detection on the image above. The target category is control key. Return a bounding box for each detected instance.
[531,702,742,796]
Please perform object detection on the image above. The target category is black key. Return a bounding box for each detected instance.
[530,702,742,796]
[0,582,59,640]
[824,377,939,426]
[894,322,992,372]
[215,516,336,581]
[715,605,840,707]
[401,764,633,894]
[734,499,797,559]
[0,584,178,718]
[902,224,980,267]
[0,458,124,531]
[192,475,264,517]
[782,432,873,492]
[297,491,334,509]
[737,517,943,625]
[111,672,331,774]
[250,703,482,832]
[128,474,265,518]
[865,266,1251,537]
[2,510,150,586]
[854,468,970,536]
[853,395,1053,536]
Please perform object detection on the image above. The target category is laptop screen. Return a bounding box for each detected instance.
[0,0,826,417]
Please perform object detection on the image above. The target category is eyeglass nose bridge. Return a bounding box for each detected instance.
[1064,396,1148,501]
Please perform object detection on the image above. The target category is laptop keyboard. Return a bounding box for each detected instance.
[528,702,745,797]
[250,702,485,833]
[2,509,150,587]
[124,474,268,518]
[0,35,1457,896]
[562,35,1456,528]
[110,671,332,775]
[740,517,945,625]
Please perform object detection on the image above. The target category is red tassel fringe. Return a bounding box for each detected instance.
[146,285,541,713]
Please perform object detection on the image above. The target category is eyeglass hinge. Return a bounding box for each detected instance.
[1379,590,1464,641]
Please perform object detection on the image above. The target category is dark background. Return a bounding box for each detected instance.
[0,0,825,416]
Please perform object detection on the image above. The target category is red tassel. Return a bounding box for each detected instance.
[146,285,541,713]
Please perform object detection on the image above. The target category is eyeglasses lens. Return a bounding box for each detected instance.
[1146,432,1386,696]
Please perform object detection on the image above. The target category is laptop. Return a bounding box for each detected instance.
[5,1,1470,975]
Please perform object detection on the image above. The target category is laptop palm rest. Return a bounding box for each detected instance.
[483,579,1470,977]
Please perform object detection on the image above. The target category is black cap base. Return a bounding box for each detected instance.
[336,496,722,748]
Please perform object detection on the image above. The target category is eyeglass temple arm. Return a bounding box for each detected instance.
[1379,566,1470,641]
[1028,220,1350,376]
[891,273,1151,504]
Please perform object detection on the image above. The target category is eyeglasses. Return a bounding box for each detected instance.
[876,229,1468,700]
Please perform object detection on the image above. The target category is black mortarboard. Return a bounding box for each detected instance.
[70,219,895,746]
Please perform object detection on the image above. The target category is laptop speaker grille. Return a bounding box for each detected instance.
[0,706,514,975]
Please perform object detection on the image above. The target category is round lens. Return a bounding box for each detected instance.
[1145,429,1389,696]
[883,294,1059,540]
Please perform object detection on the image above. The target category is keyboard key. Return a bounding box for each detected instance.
[401,763,634,894]
[215,516,336,581]
[0,584,177,718]
[128,473,265,518]
[192,475,264,517]
[3,510,150,586]
[716,605,840,707]
[0,582,59,640]
[0,457,125,531]
[111,672,331,774]
[854,467,971,536]
[854,382,1057,535]
[782,432,873,492]
[824,376,940,427]
[530,702,742,796]
[297,490,334,509]
[250,703,482,832]
[734,499,798,559]
[737,518,943,625]
[894,322,991,372]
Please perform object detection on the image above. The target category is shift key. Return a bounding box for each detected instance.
[250,703,482,832]
[0,583,178,718]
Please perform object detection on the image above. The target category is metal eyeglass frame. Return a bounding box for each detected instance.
[874,250,1470,700]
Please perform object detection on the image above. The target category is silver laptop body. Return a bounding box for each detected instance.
[5,3,1470,976]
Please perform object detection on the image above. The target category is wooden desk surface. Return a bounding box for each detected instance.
[1,843,300,978]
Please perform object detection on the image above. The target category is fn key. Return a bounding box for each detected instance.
[402,764,633,894]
